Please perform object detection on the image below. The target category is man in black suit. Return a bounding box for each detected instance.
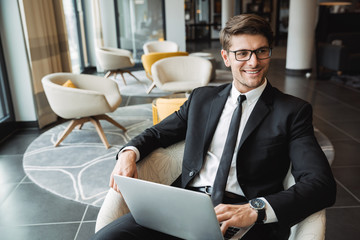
[93,14,336,239]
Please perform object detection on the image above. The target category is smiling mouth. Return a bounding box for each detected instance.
[243,69,260,74]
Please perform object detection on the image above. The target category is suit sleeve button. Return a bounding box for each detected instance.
[189,171,194,177]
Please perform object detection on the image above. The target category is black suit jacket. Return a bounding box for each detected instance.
[124,82,336,227]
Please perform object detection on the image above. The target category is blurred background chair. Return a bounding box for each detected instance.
[42,73,126,149]
[189,52,216,81]
[141,51,189,93]
[96,47,140,85]
[151,56,212,93]
[143,40,179,54]
[317,32,360,78]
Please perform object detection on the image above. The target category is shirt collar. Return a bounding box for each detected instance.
[230,79,267,105]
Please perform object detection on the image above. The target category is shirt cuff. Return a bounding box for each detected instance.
[259,197,278,224]
[118,146,140,162]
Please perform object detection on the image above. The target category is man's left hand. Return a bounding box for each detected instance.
[215,203,257,235]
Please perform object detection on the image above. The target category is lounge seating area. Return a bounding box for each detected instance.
[1,1,360,240]
[2,40,360,239]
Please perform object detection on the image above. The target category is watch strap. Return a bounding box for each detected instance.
[255,208,265,224]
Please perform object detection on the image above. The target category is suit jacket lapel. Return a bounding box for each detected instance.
[238,82,275,148]
[203,84,232,153]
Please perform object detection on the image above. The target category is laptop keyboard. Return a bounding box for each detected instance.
[224,226,241,240]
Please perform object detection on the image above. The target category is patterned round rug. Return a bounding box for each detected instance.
[115,70,172,97]
[114,69,233,97]
[23,104,153,207]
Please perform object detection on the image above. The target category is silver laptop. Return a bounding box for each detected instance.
[114,175,252,240]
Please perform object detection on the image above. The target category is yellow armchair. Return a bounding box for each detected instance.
[152,97,188,125]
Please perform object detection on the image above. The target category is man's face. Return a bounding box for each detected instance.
[221,34,271,93]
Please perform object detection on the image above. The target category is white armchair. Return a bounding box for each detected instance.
[95,47,140,85]
[143,40,179,54]
[42,73,126,149]
[151,56,213,93]
[95,129,334,239]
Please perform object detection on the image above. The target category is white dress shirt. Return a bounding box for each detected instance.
[188,80,277,223]
[122,79,277,223]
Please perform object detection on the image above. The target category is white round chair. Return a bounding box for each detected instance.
[95,47,140,85]
[143,40,179,54]
[42,73,126,149]
[189,52,217,81]
[151,56,213,93]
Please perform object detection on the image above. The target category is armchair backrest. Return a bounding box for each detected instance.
[141,51,189,80]
[42,73,121,119]
[96,47,135,70]
[143,41,179,54]
[151,56,212,86]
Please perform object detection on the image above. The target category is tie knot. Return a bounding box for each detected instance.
[237,95,246,105]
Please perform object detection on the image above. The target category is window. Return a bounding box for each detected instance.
[115,0,165,61]
[0,35,15,140]
[63,0,88,73]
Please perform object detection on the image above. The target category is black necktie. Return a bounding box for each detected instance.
[211,94,246,206]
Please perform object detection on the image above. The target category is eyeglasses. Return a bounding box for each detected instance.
[228,47,272,61]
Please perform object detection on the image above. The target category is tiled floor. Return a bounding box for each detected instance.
[1,41,360,239]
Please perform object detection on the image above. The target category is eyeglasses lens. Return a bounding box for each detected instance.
[235,48,271,61]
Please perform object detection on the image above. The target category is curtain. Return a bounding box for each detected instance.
[20,0,72,128]
[92,0,104,71]
[92,0,104,48]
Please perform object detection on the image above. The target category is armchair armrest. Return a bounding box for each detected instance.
[289,209,326,240]
[283,167,326,240]
[95,141,184,232]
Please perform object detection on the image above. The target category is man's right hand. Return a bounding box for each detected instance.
[109,150,138,193]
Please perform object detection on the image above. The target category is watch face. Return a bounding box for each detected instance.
[250,198,265,210]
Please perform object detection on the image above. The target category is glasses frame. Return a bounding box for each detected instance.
[228,47,272,61]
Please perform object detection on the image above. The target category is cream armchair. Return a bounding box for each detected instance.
[95,47,140,85]
[151,56,212,93]
[141,51,189,93]
[143,40,179,54]
[42,73,126,149]
[95,129,334,239]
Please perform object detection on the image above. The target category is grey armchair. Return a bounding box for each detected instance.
[317,32,360,76]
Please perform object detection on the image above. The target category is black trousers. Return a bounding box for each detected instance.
[91,192,290,240]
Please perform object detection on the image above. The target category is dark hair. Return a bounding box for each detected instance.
[220,14,274,51]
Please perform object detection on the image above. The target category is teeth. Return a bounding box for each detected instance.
[245,70,259,73]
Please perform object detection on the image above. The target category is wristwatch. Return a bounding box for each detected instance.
[249,198,266,224]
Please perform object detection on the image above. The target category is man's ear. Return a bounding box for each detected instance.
[221,49,230,67]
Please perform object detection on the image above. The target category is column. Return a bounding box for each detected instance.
[221,0,235,28]
[285,0,318,76]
